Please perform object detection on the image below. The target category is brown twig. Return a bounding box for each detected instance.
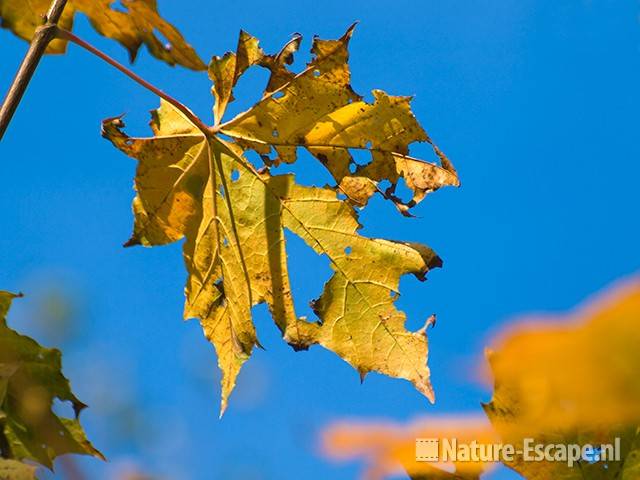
[55,28,212,135]
[0,0,69,140]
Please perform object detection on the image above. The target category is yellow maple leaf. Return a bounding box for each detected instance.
[215,24,460,213]
[103,25,458,414]
[0,0,204,70]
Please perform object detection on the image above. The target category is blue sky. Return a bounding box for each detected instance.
[1,0,639,478]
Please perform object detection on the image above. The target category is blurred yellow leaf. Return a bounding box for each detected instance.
[0,0,204,70]
[484,278,640,479]
[0,291,103,469]
[102,25,457,415]
[0,459,36,480]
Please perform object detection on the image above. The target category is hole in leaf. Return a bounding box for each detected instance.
[349,148,372,173]
[153,28,172,51]
[231,170,240,182]
[390,291,397,299]
[365,140,372,150]
[242,149,268,169]
[344,246,352,255]
[223,66,271,118]
[111,0,128,13]
[337,192,347,200]
[223,238,229,247]
[284,229,332,321]
[313,69,321,77]
[271,148,335,187]
[349,162,357,174]
[219,185,226,198]
[272,129,279,138]
[273,91,285,99]
[53,398,74,418]
[351,148,371,168]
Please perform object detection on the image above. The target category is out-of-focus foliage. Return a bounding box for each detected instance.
[0,291,103,474]
[484,278,640,479]
[322,415,495,479]
[103,25,458,414]
[321,277,640,479]
[17,277,83,347]
[0,459,36,480]
[0,0,204,69]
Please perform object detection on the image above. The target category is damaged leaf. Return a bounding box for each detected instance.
[216,24,459,213]
[0,291,103,469]
[103,25,457,414]
[0,0,204,70]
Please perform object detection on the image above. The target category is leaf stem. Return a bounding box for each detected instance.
[0,0,69,141]
[55,27,213,135]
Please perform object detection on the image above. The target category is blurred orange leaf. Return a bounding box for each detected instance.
[322,415,495,479]
[484,277,640,479]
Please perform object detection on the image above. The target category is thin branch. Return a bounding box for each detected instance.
[0,0,69,140]
[55,28,212,135]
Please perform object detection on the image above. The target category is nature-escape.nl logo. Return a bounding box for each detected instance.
[416,438,621,467]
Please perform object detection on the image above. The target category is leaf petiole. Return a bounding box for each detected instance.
[54,27,212,135]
